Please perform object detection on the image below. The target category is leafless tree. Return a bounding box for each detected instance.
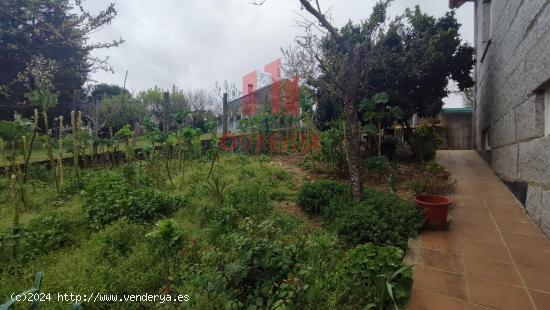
[186,89,219,127]
[214,80,242,103]
[280,42,319,82]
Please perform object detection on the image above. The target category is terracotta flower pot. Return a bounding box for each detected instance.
[415,195,452,230]
[437,171,451,181]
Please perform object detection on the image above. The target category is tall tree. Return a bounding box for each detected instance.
[365,7,474,121]
[186,89,218,132]
[0,0,123,119]
[288,0,393,199]
[138,86,164,118]
[313,6,474,129]
[261,0,474,199]
[91,83,129,99]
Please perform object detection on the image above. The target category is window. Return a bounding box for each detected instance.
[545,88,550,136]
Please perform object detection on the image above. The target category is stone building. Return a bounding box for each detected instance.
[452,0,550,236]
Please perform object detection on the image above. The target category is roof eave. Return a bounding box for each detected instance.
[449,0,469,9]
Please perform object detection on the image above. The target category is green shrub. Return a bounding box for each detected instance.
[326,189,424,248]
[146,219,185,259]
[83,171,184,228]
[175,218,310,309]
[26,164,51,182]
[411,180,427,195]
[216,219,308,309]
[329,243,413,308]
[227,179,271,217]
[96,218,148,257]
[28,220,167,307]
[25,211,81,254]
[0,211,83,265]
[424,160,446,174]
[408,126,443,163]
[119,162,154,186]
[297,180,350,214]
[364,155,389,171]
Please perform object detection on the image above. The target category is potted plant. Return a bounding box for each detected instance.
[415,194,452,230]
[411,179,452,230]
[425,160,450,180]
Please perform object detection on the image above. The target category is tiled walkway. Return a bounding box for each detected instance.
[406,150,550,310]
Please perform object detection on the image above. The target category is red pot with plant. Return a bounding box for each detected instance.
[424,161,451,181]
[437,171,451,181]
[415,195,452,230]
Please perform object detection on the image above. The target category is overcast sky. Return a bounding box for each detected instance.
[84,0,475,108]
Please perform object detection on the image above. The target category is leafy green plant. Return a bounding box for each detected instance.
[219,219,307,309]
[119,162,152,186]
[146,218,185,280]
[360,92,403,157]
[424,160,446,174]
[297,180,350,214]
[146,219,184,248]
[0,115,34,228]
[83,171,184,228]
[319,122,347,173]
[204,173,228,205]
[329,244,413,309]
[411,180,426,196]
[115,124,134,161]
[424,178,457,196]
[95,218,148,258]
[365,155,389,171]
[197,174,256,236]
[408,127,443,164]
[325,189,424,248]
[25,212,80,255]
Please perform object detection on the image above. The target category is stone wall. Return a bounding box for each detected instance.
[474,0,550,236]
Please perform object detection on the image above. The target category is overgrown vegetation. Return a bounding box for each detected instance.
[297,180,350,214]
[83,168,185,229]
[326,190,424,249]
[298,180,424,249]
[0,0,471,308]
[0,153,420,309]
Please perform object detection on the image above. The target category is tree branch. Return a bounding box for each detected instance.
[298,0,340,39]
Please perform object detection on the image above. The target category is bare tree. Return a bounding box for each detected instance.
[214,80,242,103]
[280,42,319,82]
[186,89,218,129]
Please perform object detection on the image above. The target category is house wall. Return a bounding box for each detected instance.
[474,0,550,236]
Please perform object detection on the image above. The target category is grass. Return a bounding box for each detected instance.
[0,154,304,305]
[0,152,415,309]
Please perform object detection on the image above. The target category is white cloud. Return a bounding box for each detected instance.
[85,0,474,107]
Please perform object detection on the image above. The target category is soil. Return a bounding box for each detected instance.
[270,155,323,227]
[271,154,426,204]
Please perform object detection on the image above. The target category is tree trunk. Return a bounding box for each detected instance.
[294,0,366,199]
[343,44,366,200]
[344,98,364,199]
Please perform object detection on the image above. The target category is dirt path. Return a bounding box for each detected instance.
[271,155,315,186]
[270,155,323,227]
